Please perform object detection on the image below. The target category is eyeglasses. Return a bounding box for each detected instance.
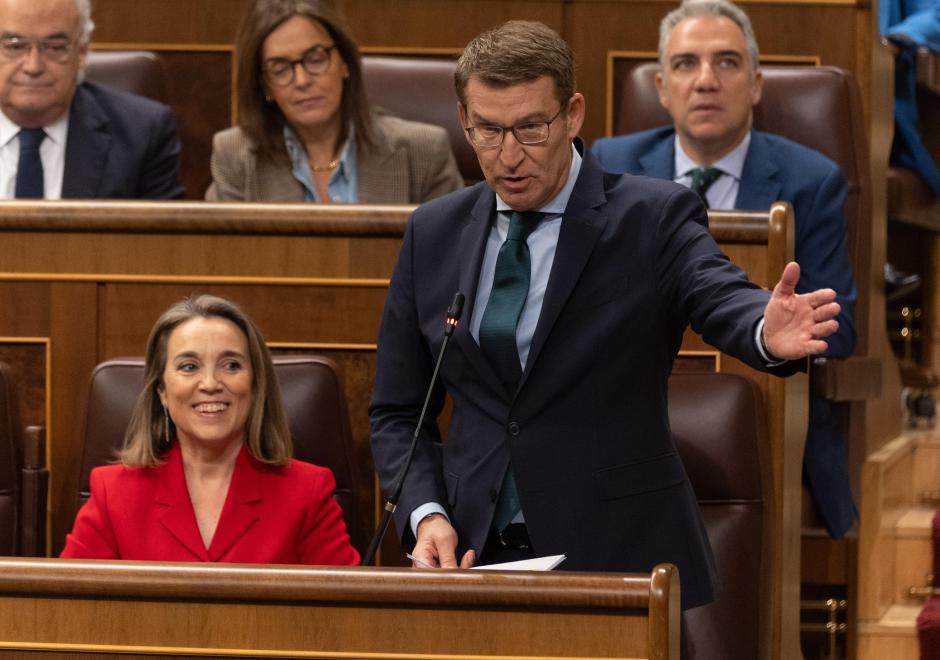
[262,44,337,86]
[464,107,565,148]
[0,36,75,64]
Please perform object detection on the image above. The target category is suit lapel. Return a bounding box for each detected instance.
[453,189,510,397]
[637,136,675,180]
[155,444,210,561]
[61,85,111,199]
[207,446,261,560]
[735,132,780,210]
[519,151,607,391]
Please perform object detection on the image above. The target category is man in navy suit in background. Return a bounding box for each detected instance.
[370,19,842,612]
[591,0,858,538]
[0,0,182,199]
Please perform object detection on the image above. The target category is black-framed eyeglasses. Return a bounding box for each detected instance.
[464,107,565,148]
[262,44,337,86]
[0,36,75,64]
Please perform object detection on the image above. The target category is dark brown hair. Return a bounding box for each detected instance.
[455,20,576,108]
[121,294,292,468]
[234,0,374,160]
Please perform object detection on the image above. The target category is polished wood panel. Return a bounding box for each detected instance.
[86,0,877,148]
[0,202,408,556]
[0,558,679,660]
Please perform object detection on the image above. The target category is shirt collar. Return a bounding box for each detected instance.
[495,141,582,215]
[283,123,355,171]
[0,109,69,148]
[674,130,751,181]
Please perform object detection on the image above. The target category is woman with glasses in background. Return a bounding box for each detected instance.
[206,0,463,203]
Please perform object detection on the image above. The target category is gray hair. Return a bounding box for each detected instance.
[75,0,95,45]
[658,0,759,71]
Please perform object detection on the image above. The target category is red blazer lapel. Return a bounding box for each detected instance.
[155,444,211,561]
[207,445,261,560]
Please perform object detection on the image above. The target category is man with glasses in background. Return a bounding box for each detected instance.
[0,0,182,199]
[370,19,841,612]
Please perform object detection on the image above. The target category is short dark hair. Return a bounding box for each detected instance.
[121,294,292,468]
[455,20,575,108]
[234,0,374,161]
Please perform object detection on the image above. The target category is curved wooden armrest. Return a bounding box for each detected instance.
[19,425,47,557]
[811,356,882,401]
[918,47,940,95]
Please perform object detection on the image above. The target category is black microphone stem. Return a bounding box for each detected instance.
[361,292,464,566]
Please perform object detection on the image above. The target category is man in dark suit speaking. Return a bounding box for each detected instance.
[0,0,182,199]
[369,20,840,611]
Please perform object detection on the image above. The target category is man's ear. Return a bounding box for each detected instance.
[655,71,669,109]
[458,102,472,145]
[750,69,764,107]
[564,93,585,139]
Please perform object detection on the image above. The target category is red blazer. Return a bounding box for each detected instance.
[61,442,360,565]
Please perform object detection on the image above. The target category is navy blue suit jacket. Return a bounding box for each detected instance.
[61,82,183,199]
[370,146,796,610]
[592,127,858,537]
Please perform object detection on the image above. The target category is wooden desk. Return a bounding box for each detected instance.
[0,199,798,658]
[0,558,679,659]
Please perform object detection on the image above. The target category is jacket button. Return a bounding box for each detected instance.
[490,489,498,502]
[508,422,520,436]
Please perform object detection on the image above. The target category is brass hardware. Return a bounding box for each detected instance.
[909,586,938,598]
[909,574,938,600]
[800,598,847,659]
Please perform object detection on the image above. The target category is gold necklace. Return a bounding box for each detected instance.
[310,158,339,172]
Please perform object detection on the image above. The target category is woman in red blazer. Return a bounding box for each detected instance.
[61,294,359,566]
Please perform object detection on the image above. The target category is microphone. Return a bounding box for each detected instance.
[361,292,465,566]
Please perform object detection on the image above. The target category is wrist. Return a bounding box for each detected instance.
[417,512,446,534]
[760,328,780,361]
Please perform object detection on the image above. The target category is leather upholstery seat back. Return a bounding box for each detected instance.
[668,372,772,660]
[76,356,363,552]
[0,362,20,555]
[84,51,168,104]
[616,62,871,350]
[362,55,482,184]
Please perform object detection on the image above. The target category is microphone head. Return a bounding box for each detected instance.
[444,292,465,336]
[447,292,465,322]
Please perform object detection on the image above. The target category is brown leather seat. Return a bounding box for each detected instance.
[615,62,872,355]
[0,361,47,557]
[74,355,364,553]
[361,55,482,184]
[668,372,772,660]
[84,51,168,104]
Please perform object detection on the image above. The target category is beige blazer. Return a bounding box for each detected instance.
[205,113,464,203]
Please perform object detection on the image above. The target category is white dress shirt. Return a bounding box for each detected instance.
[0,109,69,200]
[673,131,751,209]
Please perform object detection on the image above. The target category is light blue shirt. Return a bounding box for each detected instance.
[673,131,751,209]
[410,143,582,536]
[284,125,358,203]
[468,144,582,368]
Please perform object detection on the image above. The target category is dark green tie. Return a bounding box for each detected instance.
[479,210,541,531]
[479,210,541,389]
[688,167,723,204]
